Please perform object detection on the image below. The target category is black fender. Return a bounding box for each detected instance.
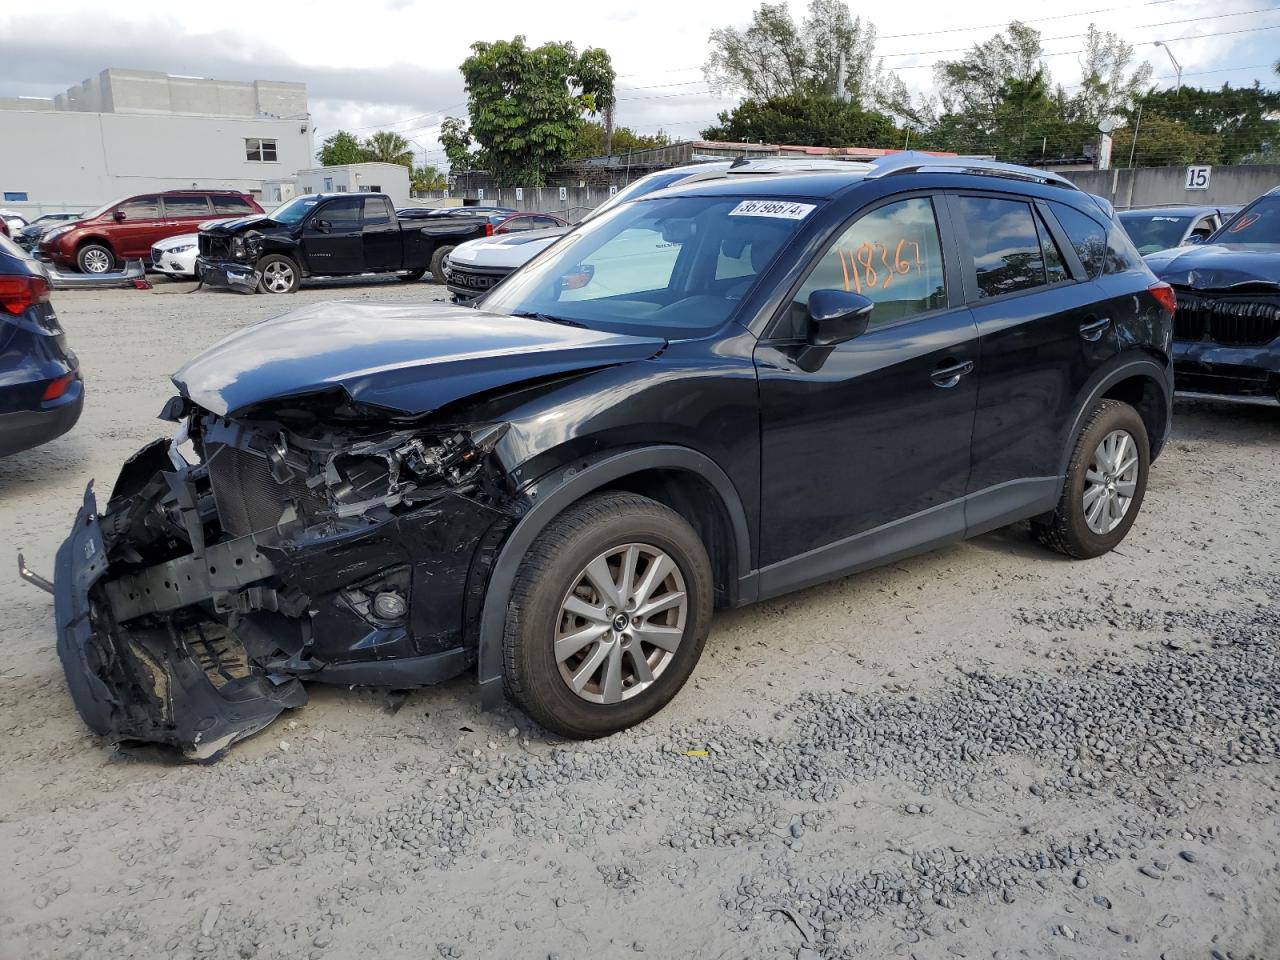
[1057,351,1173,476]
[475,445,754,706]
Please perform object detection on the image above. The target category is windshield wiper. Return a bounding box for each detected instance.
[511,310,589,329]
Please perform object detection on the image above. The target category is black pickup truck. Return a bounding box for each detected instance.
[197,193,500,294]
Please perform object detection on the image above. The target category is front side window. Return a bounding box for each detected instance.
[956,197,1047,299]
[316,197,361,229]
[245,138,278,162]
[480,194,809,338]
[786,196,947,336]
[1051,203,1107,279]
[163,196,213,218]
[118,196,160,220]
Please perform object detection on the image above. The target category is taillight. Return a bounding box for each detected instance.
[1148,281,1176,316]
[42,372,75,401]
[0,274,51,315]
[485,223,494,237]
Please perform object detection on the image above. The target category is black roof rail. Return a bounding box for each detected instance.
[866,152,1082,191]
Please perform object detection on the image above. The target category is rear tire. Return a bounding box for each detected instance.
[255,254,299,294]
[1034,399,1149,559]
[503,492,713,739]
[76,243,115,274]
[429,246,454,285]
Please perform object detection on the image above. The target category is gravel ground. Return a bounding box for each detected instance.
[1,278,1278,960]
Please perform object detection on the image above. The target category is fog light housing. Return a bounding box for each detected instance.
[372,591,408,620]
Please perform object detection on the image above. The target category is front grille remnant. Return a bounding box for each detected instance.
[198,234,232,260]
[204,442,326,540]
[1173,290,1280,346]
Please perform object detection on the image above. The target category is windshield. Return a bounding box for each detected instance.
[1118,213,1191,254]
[268,195,322,225]
[1213,196,1280,244]
[480,194,812,338]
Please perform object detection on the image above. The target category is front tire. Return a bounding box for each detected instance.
[1034,399,1149,559]
[503,492,713,739]
[429,246,454,285]
[77,243,115,274]
[256,254,299,294]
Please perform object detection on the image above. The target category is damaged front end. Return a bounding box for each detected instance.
[53,396,517,760]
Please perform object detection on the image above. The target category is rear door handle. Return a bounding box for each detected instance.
[1079,316,1111,341]
[930,359,975,388]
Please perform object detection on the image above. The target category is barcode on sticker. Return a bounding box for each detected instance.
[728,200,815,220]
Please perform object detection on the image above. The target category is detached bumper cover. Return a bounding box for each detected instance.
[1172,339,1280,404]
[198,258,258,294]
[55,482,305,760]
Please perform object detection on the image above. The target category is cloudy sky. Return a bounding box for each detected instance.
[1,0,1277,166]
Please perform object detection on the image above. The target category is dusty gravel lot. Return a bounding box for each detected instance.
[2,278,1278,960]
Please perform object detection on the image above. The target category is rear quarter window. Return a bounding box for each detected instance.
[1051,203,1108,279]
[1103,221,1146,274]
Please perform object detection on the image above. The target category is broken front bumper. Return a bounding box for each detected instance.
[197,258,258,294]
[54,483,305,761]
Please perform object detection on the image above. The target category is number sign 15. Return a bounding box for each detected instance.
[1185,166,1211,190]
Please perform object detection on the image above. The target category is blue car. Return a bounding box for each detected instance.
[0,235,83,457]
[1145,186,1280,405]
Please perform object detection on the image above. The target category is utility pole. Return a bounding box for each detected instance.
[1153,41,1182,94]
[1126,102,1143,168]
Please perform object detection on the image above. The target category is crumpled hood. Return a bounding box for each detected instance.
[1144,243,1280,290]
[173,300,665,417]
[449,227,568,270]
[201,214,272,235]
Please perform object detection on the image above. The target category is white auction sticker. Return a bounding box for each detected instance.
[728,199,816,219]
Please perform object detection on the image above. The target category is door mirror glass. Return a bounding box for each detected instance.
[311,218,331,233]
[806,289,874,346]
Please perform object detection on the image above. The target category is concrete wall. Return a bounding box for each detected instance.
[414,185,625,221]
[1062,164,1280,209]
[0,108,313,203]
[294,163,412,207]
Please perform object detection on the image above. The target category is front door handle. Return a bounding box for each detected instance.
[1079,316,1112,341]
[930,359,975,388]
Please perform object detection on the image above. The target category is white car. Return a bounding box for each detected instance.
[150,217,240,278]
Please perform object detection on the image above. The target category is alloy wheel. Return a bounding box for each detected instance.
[1083,428,1139,534]
[82,249,111,273]
[262,261,294,292]
[554,542,687,704]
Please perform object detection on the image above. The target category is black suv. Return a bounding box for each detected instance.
[49,155,1174,759]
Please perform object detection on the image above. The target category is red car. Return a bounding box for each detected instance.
[39,190,263,274]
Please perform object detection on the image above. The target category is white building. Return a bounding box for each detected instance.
[0,68,312,215]
[292,163,413,208]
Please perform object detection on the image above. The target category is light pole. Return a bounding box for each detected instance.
[1153,41,1182,94]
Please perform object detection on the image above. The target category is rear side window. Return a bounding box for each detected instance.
[788,196,948,335]
[362,197,393,226]
[163,196,213,218]
[118,196,160,221]
[1051,203,1107,278]
[1103,221,1145,274]
[213,196,255,215]
[955,197,1046,299]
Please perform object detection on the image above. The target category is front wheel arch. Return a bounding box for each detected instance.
[474,446,753,705]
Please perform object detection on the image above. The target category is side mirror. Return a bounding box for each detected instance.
[1183,234,1206,246]
[797,289,874,372]
[113,209,126,222]
[312,218,331,233]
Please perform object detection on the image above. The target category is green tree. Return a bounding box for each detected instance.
[439,117,480,171]
[1136,83,1280,163]
[1069,25,1152,124]
[934,21,1046,116]
[454,36,616,185]
[704,0,885,106]
[318,131,371,166]
[411,165,448,192]
[701,94,900,147]
[570,122,670,158]
[363,131,414,167]
[1113,112,1221,166]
